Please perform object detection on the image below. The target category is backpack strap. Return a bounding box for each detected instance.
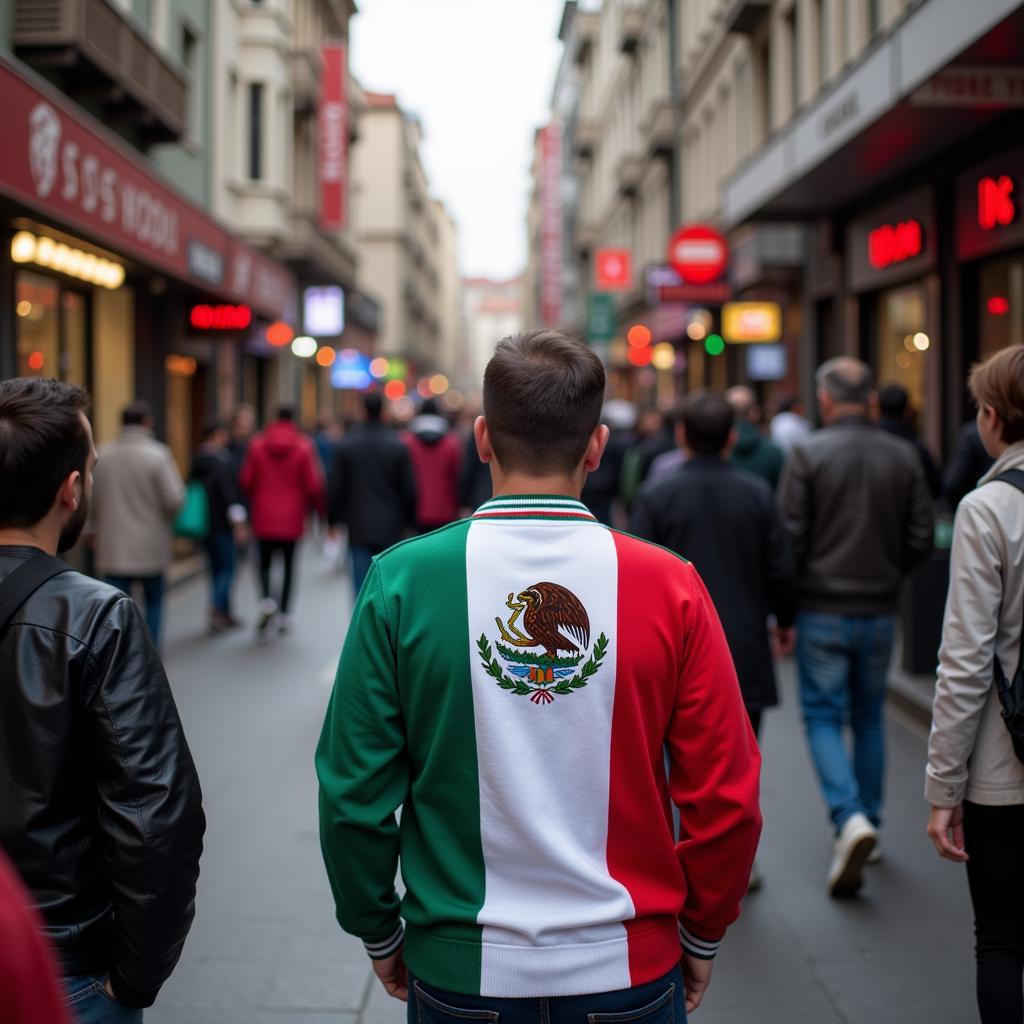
[0,554,71,634]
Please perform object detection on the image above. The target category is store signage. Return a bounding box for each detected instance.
[319,43,348,231]
[978,176,1017,230]
[867,220,923,270]
[645,264,730,305]
[587,292,617,343]
[746,344,787,381]
[668,225,729,284]
[189,304,252,331]
[539,122,563,327]
[594,248,632,291]
[0,53,296,320]
[911,66,1024,109]
[303,285,345,336]
[331,350,372,391]
[721,302,782,344]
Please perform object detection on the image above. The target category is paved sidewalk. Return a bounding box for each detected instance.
[148,547,975,1024]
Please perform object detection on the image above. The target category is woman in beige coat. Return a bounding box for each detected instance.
[927,344,1024,1023]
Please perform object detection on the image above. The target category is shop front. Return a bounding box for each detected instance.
[0,51,297,460]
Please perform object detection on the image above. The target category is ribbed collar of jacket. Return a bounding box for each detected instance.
[472,495,597,521]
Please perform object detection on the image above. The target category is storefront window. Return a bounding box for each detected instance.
[876,282,929,429]
[979,253,1024,360]
[16,270,59,378]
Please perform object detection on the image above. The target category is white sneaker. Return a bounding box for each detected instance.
[256,598,277,634]
[828,812,877,898]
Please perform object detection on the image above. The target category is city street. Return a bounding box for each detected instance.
[147,547,977,1024]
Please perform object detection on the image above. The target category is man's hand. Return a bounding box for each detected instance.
[927,804,969,862]
[771,625,796,658]
[681,953,713,1013]
[372,949,409,1002]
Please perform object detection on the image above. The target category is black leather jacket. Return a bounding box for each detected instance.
[777,418,935,614]
[0,546,205,1008]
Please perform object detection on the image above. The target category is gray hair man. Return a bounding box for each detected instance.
[778,356,933,897]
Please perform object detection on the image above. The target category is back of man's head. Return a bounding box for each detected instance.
[877,383,909,420]
[0,378,91,529]
[122,400,152,427]
[816,357,874,407]
[276,405,295,422]
[202,416,228,443]
[420,398,440,417]
[681,390,734,456]
[725,386,758,423]
[363,392,384,422]
[483,330,606,475]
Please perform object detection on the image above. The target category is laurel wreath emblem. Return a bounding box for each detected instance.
[476,633,608,705]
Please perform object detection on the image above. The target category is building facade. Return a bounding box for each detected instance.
[461,276,523,395]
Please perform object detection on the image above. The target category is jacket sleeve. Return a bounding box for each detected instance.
[904,460,935,572]
[764,499,797,628]
[776,444,810,570]
[83,596,205,1008]
[316,561,408,958]
[926,499,1003,807]
[667,566,762,958]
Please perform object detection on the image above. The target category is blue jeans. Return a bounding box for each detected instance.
[204,529,236,615]
[408,967,685,1024]
[350,544,375,595]
[64,975,143,1023]
[105,575,165,647]
[796,612,894,832]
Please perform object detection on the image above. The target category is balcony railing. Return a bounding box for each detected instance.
[13,0,187,143]
[616,152,644,197]
[573,117,600,159]
[290,48,322,116]
[642,97,675,158]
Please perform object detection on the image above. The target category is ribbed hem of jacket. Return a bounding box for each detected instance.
[109,967,160,1009]
[403,917,683,998]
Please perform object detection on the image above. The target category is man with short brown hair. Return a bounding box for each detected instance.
[317,330,761,1017]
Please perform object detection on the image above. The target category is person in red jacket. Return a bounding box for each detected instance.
[0,850,70,1024]
[402,399,462,532]
[239,406,325,635]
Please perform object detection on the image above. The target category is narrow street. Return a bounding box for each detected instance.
[149,547,976,1024]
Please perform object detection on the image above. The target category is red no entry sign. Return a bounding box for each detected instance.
[668,225,729,284]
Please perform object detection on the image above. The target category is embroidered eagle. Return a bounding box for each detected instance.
[495,582,591,659]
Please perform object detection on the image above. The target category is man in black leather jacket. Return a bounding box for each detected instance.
[778,358,932,900]
[0,378,205,1020]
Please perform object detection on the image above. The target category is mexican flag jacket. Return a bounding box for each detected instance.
[316,494,762,998]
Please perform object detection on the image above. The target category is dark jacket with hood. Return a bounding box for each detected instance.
[730,421,785,490]
[402,413,462,529]
[0,548,204,1009]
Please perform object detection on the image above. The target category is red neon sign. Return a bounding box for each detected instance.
[979,176,1016,230]
[988,296,1010,315]
[868,220,923,270]
[189,304,252,331]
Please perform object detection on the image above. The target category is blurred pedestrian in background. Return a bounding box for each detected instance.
[875,383,942,498]
[778,357,933,898]
[402,398,461,533]
[89,400,184,647]
[769,395,812,455]
[0,378,204,1022]
[314,413,344,479]
[240,405,325,635]
[227,403,257,475]
[619,407,675,509]
[926,345,1024,1024]
[582,400,637,525]
[329,392,417,593]
[0,849,70,1024]
[944,417,996,511]
[190,418,248,633]
[726,386,785,490]
[631,389,796,891]
[457,401,493,516]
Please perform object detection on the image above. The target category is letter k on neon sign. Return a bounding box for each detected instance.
[979,176,1016,230]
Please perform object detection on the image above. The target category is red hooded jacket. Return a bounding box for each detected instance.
[240,420,325,541]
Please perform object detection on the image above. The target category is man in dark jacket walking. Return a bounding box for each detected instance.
[778,357,933,898]
[329,392,417,593]
[0,378,204,1020]
[726,387,785,490]
[875,383,942,498]
[240,406,325,635]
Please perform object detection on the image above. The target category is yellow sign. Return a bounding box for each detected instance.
[722,302,782,343]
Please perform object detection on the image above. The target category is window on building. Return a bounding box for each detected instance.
[182,24,200,143]
[786,6,799,112]
[248,82,264,181]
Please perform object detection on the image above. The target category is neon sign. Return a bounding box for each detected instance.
[189,304,252,331]
[868,220,923,270]
[979,176,1016,230]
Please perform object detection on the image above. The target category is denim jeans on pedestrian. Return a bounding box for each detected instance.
[63,975,143,1024]
[105,575,165,647]
[796,612,895,832]
[408,966,685,1024]
[204,529,236,616]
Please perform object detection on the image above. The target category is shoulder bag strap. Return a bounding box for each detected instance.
[0,554,70,634]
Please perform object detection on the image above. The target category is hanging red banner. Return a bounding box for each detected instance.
[320,42,348,231]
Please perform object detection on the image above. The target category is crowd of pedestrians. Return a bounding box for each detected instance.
[0,337,1023,1022]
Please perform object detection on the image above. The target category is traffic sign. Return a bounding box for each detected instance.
[668,225,729,284]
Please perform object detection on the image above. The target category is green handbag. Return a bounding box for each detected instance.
[175,480,209,539]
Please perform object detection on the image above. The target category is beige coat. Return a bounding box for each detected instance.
[927,441,1024,807]
[91,426,185,576]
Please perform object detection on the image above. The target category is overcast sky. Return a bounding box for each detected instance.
[350,0,565,281]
